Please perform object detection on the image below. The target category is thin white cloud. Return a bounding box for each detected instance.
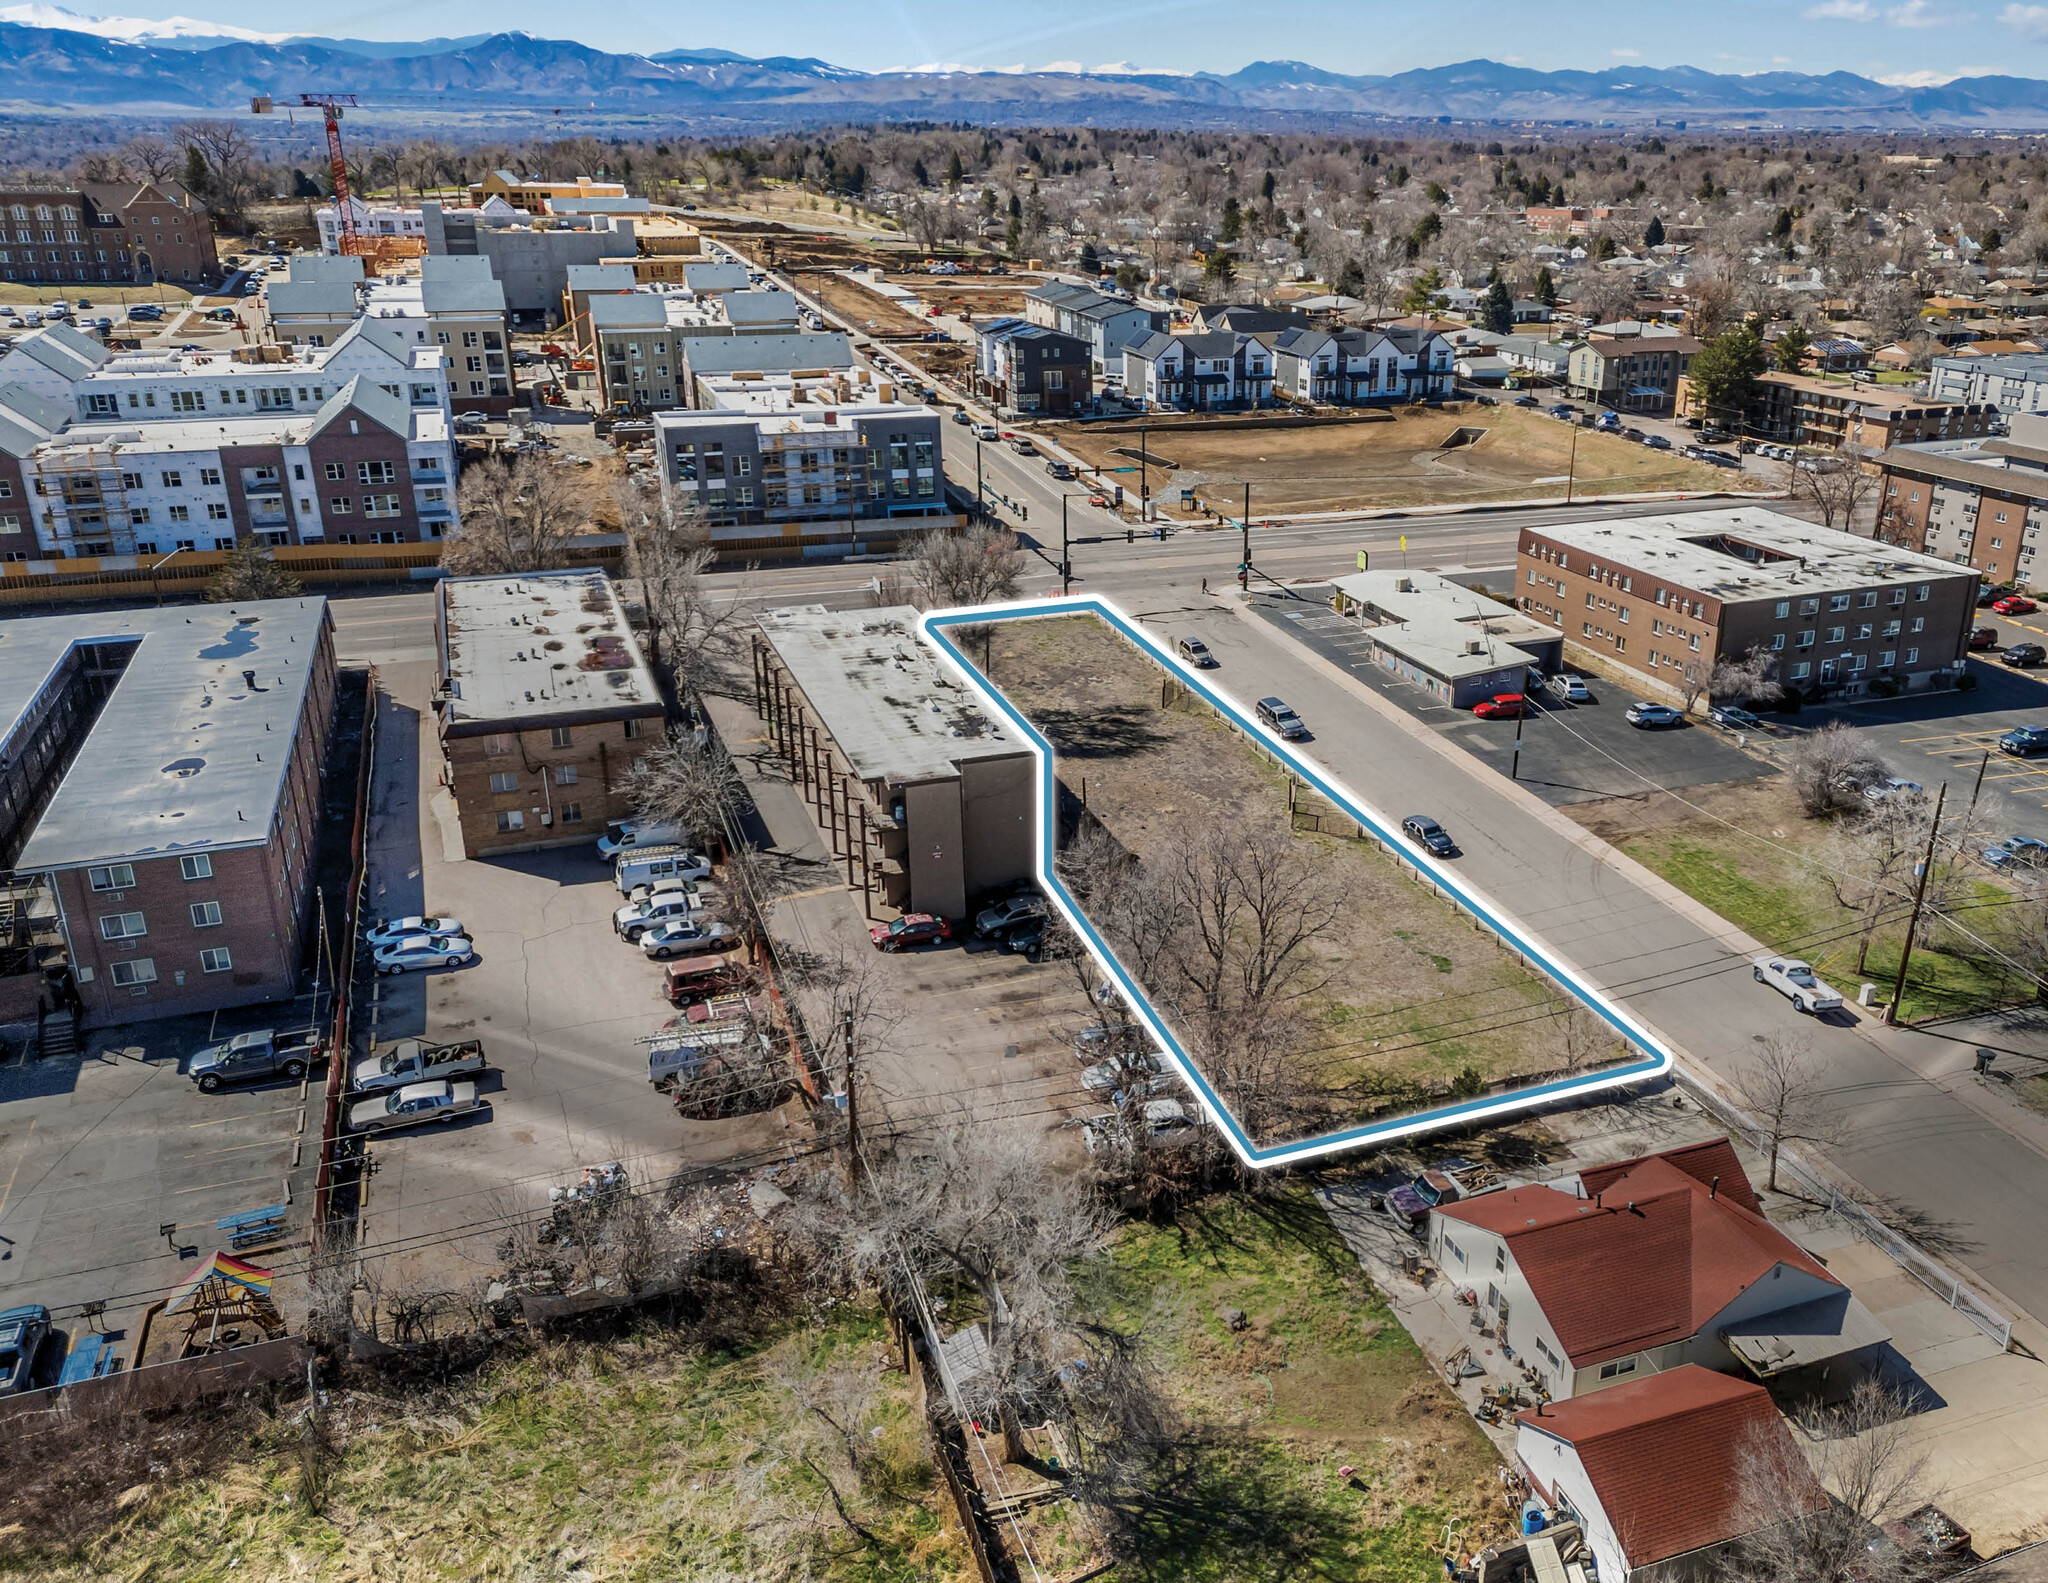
[1611,46,1641,57]
[1886,0,1966,24]
[1806,0,1878,17]
[2002,1,2048,36]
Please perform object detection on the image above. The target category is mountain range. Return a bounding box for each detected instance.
[4,11,2048,128]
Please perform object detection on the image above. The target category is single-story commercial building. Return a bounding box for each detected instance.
[1330,569,1562,708]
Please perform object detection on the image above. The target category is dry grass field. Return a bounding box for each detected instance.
[988,614,1616,1144]
[1044,404,1738,515]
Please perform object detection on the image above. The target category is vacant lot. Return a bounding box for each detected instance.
[989,615,1615,1142]
[795,269,931,337]
[10,1306,970,1583]
[1044,405,1736,515]
[1568,776,2032,1023]
[1087,1192,1507,1583]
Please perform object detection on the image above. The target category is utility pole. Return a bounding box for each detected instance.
[1565,422,1579,507]
[1967,749,1990,827]
[1886,780,1947,1026]
[841,1010,860,1186]
[1138,424,1149,516]
[1511,703,1527,781]
[1060,494,1071,595]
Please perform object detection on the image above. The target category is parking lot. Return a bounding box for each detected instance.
[0,998,319,1376]
[1248,587,1776,806]
[346,676,802,1299]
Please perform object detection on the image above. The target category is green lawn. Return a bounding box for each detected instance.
[1621,827,2023,1023]
[1081,1191,1507,1583]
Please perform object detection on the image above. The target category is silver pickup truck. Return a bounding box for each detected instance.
[351,1037,488,1095]
[188,1027,324,1092]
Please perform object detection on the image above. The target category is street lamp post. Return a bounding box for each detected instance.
[150,545,185,606]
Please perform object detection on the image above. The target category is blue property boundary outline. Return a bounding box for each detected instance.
[919,595,1672,1168]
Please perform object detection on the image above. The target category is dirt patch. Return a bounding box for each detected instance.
[793,269,931,337]
[1043,404,1736,516]
[1563,775,1802,845]
[990,614,1618,1144]
[895,341,972,380]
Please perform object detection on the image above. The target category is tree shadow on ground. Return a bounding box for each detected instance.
[1105,1432,1356,1583]
[1030,704,1175,760]
[1173,1184,1360,1283]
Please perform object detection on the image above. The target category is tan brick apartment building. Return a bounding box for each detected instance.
[1517,507,1976,701]
[1876,418,2048,586]
[0,183,219,290]
[3,599,336,1027]
[434,570,666,856]
[1677,371,1995,453]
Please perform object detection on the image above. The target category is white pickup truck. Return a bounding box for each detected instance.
[352,1036,487,1095]
[1752,955,1843,1014]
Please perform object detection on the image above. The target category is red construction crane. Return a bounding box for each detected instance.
[251,92,363,254]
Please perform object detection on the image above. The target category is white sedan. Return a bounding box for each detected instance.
[641,919,736,959]
[348,1079,483,1133]
[363,915,467,951]
[1752,955,1843,1014]
[371,934,475,975]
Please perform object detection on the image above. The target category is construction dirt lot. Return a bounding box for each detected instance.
[988,614,1629,1146]
[1041,404,1740,516]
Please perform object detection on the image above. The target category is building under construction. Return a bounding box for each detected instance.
[751,606,1034,922]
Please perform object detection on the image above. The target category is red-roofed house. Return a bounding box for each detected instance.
[1514,1365,1828,1583]
[1430,1141,1889,1400]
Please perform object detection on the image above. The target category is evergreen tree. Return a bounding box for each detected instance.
[1115,261,1142,294]
[1203,249,1234,286]
[1644,213,1666,248]
[912,158,930,187]
[1688,322,1770,431]
[1079,240,1101,275]
[1534,266,1558,306]
[1772,323,1812,373]
[946,149,964,188]
[1336,259,1365,299]
[207,537,301,603]
[1261,169,1276,203]
[1401,265,1446,315]
[1220,196,1243,244]
[1483,278,1515,336]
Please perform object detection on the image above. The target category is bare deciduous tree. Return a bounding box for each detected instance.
[1816,793,1929,974]
[1788,721,1890,818]
[445,454,593,575]
[1727,1377,1935,1583]
[1725,1031,1836,1192]
[905,523,1027,609]
[1784,453,1880,531]
[122,135,181,184]
[622,729,747,852]
[615,477,752,701]
[1712,644,1784,707]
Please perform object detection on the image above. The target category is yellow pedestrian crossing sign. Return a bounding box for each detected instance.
[1356,550,1369,571]
[1399,534,1408,552]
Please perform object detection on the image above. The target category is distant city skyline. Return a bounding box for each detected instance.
[9,0,2048,85]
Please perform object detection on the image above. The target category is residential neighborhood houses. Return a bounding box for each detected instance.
[10,89,2048,1583]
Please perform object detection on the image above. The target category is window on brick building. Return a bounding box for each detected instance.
[189,901,222,928]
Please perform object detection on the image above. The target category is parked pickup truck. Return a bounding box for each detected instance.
[351,1036,487,1095]
[188,1027,323,1092]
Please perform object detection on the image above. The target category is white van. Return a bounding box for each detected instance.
[597,818,689,861]
[614,844,713,895]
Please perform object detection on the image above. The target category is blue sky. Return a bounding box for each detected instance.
[39,0,2048,81]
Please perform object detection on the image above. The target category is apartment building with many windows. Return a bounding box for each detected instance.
[653,380,950,552]
[1875,415,2048,585]
[433,571,666,856]
[3,598,337,1026]
[0,182,219,289]
[5,377,455,558]
[1517,507,1976,701]
[266,255,511,411]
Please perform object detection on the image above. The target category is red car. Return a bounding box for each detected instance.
[1993,596,2037,615]
[1472,693,1528,719]
[870,913,952,951]
[1970,627,2002,650]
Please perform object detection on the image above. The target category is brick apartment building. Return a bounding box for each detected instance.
[1678,370,1996,452]
[0,183,219,289]
[2,599,337,1026]
[4,376,456,558]
[434,571,667,856]
[1876,415,2048,585]
[1518,506,1976,701]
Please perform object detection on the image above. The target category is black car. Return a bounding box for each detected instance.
[2003,644,2046,669]
[998,915,1050,959]
[2000,725,2048,756]
[1512,394,1541,408]
[1401,815,1459,858]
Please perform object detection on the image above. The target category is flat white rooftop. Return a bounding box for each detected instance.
[7,598,331,872]
[437,569,661,728]
[756,605,1024,784]
[1532,507,1966,603]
